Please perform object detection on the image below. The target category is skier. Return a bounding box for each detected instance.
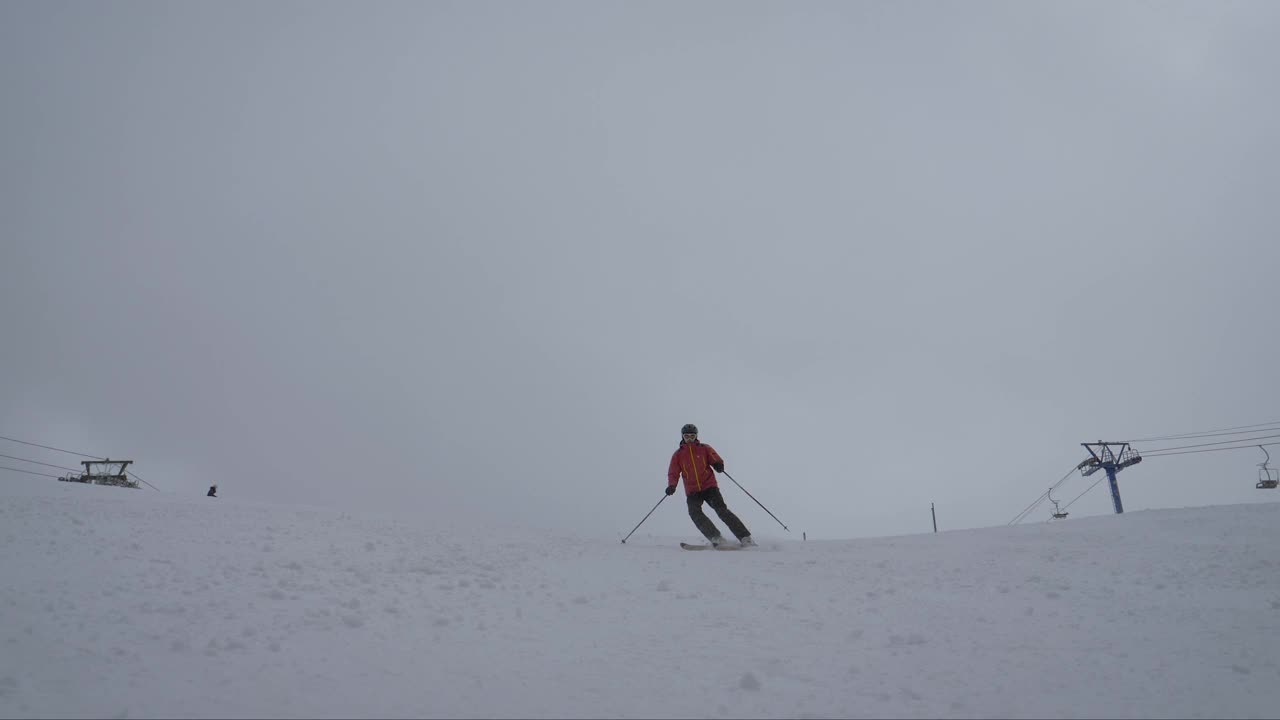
[206,484,217,498]
[667,424,754,547]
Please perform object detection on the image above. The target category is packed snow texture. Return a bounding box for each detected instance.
[1,478,1278,718]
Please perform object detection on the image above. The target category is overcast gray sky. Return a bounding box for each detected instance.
[3,0,1278,540]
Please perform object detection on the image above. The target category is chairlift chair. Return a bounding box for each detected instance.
[1258,447,1279,490]
[1048,488,1069,520]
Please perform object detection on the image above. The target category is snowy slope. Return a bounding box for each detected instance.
[1,477,1278,719]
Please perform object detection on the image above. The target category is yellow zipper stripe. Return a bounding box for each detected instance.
[687,444,701,491]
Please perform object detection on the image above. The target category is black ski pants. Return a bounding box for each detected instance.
[687,487,750,541]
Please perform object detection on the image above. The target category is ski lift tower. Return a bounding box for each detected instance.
[58,458,139,489]
[1077,442,1142,514]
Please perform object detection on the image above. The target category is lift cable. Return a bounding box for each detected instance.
[0,453,81,474]
[1124,420,1280,443]
[0,434,104,460]
[127,470,161,491]
[1126,426,1280,444]
[1061,475,1110,512]
[0,465,63,480]
[1133,432,1280,454]
[1140,441,1280,459]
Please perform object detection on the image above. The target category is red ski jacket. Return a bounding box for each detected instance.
[668,440,724,496]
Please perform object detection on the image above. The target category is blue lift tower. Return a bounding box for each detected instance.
[1077,442,1142,514]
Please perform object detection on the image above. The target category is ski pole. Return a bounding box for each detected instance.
[722,471,789,532]
[621,493,668,543]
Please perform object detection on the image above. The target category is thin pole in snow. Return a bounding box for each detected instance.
[931,503,938,533]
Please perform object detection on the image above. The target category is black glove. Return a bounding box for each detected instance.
[712,461,724,473]
[665,485,677,496]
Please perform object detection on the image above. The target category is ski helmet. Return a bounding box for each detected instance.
[681,423,698,435]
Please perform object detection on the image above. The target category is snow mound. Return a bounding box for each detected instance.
[1,477,1278,718]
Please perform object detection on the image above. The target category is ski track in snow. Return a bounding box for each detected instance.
[1,478,1278,718]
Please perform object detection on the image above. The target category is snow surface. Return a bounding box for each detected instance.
[2,478,1278,719]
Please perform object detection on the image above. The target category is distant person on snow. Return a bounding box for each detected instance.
[207,484,217,498]
[667,424,754,547]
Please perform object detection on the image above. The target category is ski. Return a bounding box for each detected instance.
[680,542,743,551]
